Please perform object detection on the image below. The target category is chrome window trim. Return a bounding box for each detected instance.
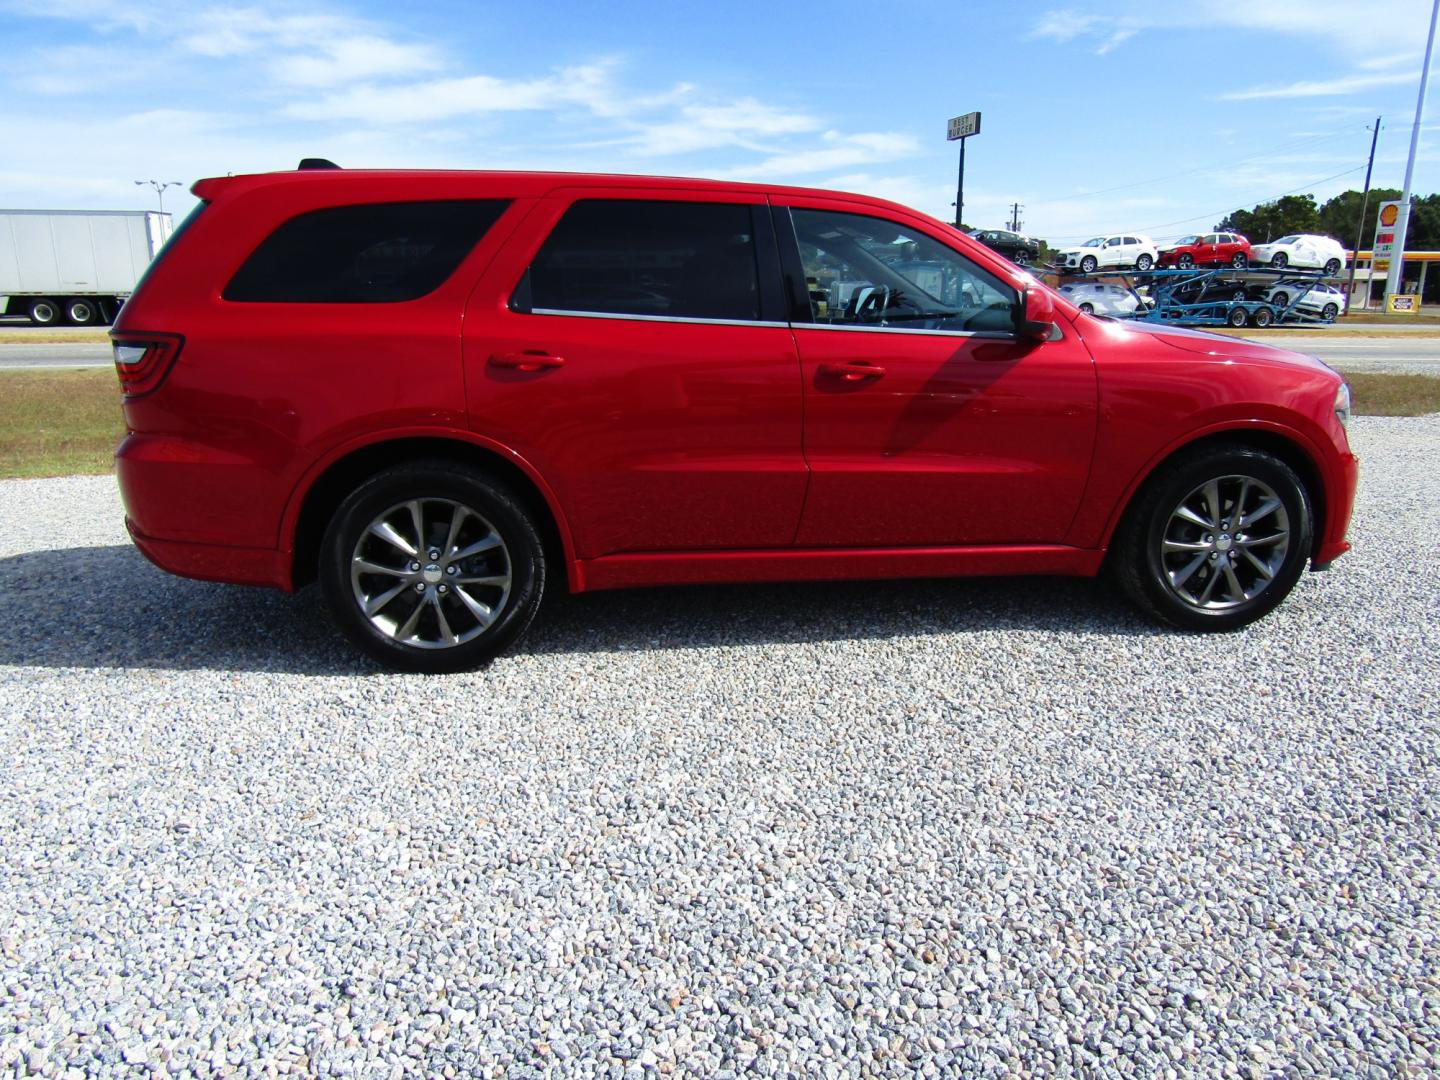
[530,307,788,329]
[528,306,1017,339]
[791,322,1017,340]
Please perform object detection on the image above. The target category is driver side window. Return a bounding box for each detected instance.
[790,208,1017,333]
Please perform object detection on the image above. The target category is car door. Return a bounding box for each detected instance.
[775,201,1098,547]
[461,190,807,558]
[1195,234,1218,264]
[1102,236,1126,267]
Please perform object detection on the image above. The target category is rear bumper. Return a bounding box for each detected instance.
[127,519,292,591]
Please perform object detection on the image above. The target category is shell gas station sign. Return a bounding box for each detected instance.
[1372,199,1402,274]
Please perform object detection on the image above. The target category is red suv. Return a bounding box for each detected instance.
[112,165,1357,671]
[1157,232,1253,269]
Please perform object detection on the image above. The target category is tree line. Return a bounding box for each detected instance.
[1216,189,1440,252]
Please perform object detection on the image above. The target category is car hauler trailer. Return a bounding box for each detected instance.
[0,209,173,325]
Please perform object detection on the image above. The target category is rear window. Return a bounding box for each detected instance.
[223,200,510,303]
[515,199,761,322]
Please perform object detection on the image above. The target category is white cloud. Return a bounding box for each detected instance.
[1223,71,1419,101]
[708,132,919,179]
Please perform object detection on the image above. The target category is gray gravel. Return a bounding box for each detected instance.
[1,416,1437,1077]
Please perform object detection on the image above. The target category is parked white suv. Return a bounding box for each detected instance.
[1057,282,1154,316]
[1055,234,1159,273]
[1249,234,1346,275]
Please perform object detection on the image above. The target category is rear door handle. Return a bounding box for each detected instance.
[818,361,886,381]
[490,351,566,372]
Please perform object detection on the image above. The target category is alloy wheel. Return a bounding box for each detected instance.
[1158,474,1290,612]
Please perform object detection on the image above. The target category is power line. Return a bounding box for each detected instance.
[1046,164,1370,241]
[1031,126,1367,206]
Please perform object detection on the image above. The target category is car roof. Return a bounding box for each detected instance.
[189,168,926,218]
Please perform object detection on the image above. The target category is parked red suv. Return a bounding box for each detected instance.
[1157,232,1253,269]
[112,165,1357,671]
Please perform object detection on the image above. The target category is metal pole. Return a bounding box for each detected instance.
[1385,0,1439,302]
[1346,117,1381,309]
[955,138,966,228]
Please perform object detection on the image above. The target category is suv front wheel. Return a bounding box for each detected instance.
[320,463,546,672]
[1112,446,1312,631]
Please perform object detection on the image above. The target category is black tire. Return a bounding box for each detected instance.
[1078,302,1095,315]
[1080,255,1098,273]
[28,298,61,326]
[1136,254,1154,271]
[1323,258,1342,276]
[1227,306,1248,328]
[1270,253,1288,269]
[1252,306,1274,328]
[319,462,546,672]
[1321,303,1339,321]
[1272,291,1290,309]
[64,299,98,325]
[1232,253,1248,269]
[1111,445,1313,631]
[1178,253,1194,269]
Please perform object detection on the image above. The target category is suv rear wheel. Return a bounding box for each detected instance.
[1112,445,1312,631]
[320,463,546,672]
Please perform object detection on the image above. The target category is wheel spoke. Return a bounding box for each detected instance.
[364,581,411,616]
[1163,538,1209,553]
[1170,553,1209,590]
[1203,480,1223,529]
[1239,497,1281,530]
[1236,531,1285,550]
[353,558,406,579]
[454,586,496,627]
[395,594,427,640]
[1242,549,1275,579]
[1232,479,1251,525]
[369,521,417,558]
[433,597,458,645]
[1198,566,1224,604]
[1221,563,1246,603]
[444,504,469,555]
[407,500,426,553]
[1173,505,1211,530]
[454,573,509,587]
[452,533,503,561]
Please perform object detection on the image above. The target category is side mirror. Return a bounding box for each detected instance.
[1015,287,1057,342]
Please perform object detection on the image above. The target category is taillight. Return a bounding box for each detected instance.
[111,333,183,397]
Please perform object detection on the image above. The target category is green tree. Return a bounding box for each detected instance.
[1216,194,1320,242]
[1317,188,1402,250]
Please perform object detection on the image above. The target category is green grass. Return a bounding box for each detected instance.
[0,369,124,478]
[0,367,1436,480]
[1339,370,1440,416]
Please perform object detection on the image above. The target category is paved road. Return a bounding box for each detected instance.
[1,334,1439,373]
[0,343,111,368]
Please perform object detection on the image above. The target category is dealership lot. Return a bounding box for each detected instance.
[0,416,1436,1076]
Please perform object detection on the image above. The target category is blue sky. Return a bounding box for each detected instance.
[1,0,1435,244]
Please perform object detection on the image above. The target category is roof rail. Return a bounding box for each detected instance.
[297,158,341,171]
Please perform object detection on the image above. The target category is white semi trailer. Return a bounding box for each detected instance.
[0,209,173,325]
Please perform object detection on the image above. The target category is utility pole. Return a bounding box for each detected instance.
[134,179,183,214]
[1384,0,1439,306]
[1346,117,1381,309]
[1009,202,1023,231]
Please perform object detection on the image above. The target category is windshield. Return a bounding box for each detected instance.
[1175,235,1198,245]
[1081,238,1103,247]
[1274,235,1300,244]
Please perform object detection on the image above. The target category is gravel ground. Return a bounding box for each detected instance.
[1,417,1437,1078]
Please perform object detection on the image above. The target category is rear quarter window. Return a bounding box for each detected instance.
[223,200,510,303]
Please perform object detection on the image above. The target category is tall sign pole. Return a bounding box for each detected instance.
[947,112,981,228]
[1346,117,1381,309]
[1384,0,1439,307]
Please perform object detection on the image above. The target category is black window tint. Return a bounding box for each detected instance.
[223,200,509,303]
[522,200,760,321]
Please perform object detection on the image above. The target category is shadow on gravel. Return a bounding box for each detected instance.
[0,544,1160,674]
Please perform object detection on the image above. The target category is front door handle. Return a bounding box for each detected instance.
[818,360,886,381]
[490,351,566,372]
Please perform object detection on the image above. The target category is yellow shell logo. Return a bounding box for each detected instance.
[1380,203,1400,227]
